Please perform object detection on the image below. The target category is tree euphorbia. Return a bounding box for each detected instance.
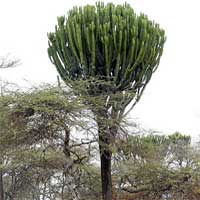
[47,2,166,200]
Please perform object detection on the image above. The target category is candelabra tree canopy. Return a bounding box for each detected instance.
[48,2,165,95]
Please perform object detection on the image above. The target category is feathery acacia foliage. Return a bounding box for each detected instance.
[0,85,98,200]
[112,133,200,200]
[0,84,199,200]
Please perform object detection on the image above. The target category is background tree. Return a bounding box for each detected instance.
[1,90,200,200]
[0,85,99,200]
[0,83,199,200]
[112,133,200,200]
[0,56,20,200]
[47,2,166,199]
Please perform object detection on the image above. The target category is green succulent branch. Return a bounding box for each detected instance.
[48,2,166,101]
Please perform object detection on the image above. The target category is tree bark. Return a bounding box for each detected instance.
[96,108,119,200]
[0,172,4,200]
[99,133,112,200]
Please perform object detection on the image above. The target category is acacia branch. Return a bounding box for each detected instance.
[0,56,20,69]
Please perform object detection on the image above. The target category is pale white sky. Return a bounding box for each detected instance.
[0,0,200,139]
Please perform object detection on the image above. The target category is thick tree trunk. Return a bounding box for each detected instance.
[0,172,4,200]
[96,108,119,200]
[99,133,112,200]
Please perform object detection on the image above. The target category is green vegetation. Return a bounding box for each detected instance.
[0,85,96,200]
[0,85,200,200]
[47,2,166,199]
[1,2,198,200]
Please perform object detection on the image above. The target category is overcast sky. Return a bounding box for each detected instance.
[0,0,200,140]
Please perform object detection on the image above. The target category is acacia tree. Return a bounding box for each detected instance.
[0,57,19,200]
[47,2,166,199]
[112,133,200,200]
[0,85,98,200]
